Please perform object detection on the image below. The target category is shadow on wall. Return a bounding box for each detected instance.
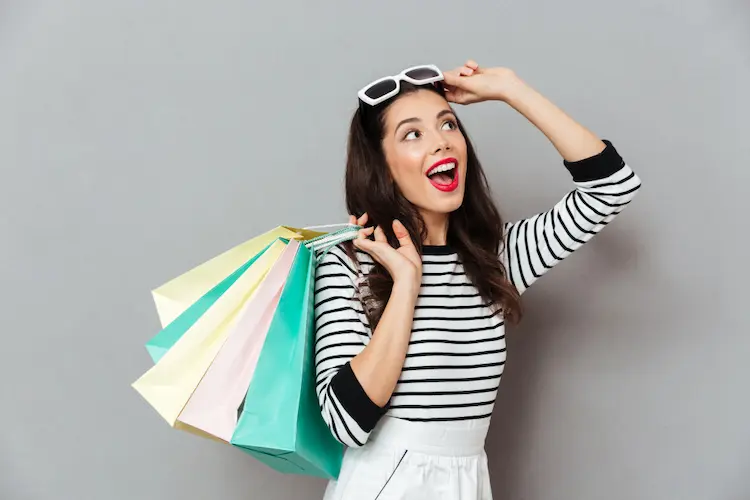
[484,219,691,497]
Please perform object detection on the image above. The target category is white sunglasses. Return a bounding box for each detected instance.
[357,64,444,106]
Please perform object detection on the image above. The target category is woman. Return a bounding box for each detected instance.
[313,60,641,499]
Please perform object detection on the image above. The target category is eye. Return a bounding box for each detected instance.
[403,130,422,141]
[442,119,458,131]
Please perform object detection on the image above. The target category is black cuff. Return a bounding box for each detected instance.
[329,362,389,432]
[563,139,625,182]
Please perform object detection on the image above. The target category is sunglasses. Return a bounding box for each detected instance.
[357,64,444,106]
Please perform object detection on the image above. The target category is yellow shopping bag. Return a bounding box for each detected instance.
[132,240,289,426]
[151,226,326,328]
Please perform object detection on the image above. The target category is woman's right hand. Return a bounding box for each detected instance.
[349,213,422,289]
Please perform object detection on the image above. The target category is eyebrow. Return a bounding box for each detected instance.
[394,109,456,135]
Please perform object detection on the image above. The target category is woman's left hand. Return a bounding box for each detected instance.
[443,60,526,105]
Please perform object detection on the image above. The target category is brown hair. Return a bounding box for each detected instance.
[343,81,522,327]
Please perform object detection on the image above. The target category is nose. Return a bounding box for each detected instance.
[432,135,451,154]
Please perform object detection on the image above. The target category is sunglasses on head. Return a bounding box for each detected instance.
[357,64,444,107]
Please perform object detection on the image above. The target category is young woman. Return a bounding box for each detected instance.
[313,60,641,499]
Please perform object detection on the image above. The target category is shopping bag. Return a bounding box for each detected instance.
[145,240,275,364]
[151,226,328,329]
[131,239,288,426]
[145,226,329,362]
[176,239,301,442]
[230,241,344,480]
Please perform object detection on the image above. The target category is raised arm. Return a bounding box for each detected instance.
[502,141,641,294]
[444,61,642,293]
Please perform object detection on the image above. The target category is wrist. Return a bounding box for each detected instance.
[496,76,533,105]
[393,275,421,297]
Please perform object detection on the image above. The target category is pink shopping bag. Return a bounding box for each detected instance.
[176,239,301,442]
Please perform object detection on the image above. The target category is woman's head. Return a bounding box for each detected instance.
[345,75,522,325]
[368,85,468,218]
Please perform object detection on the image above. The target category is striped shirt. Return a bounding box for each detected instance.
[313,140,642,447]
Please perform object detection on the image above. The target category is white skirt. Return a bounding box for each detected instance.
[323,416,492,500]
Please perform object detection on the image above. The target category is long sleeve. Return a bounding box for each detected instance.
[313,245,387,447]
[502,140,642,295]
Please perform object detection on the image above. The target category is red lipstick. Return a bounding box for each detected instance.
[426,157,459,193]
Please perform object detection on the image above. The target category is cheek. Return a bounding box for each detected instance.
[388,144,427,183]
[453,136,469,174]
[454,135,468,157]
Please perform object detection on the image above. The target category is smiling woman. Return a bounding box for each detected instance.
[313,61,642,499]
[344,78,523,334]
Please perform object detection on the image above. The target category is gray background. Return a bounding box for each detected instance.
[1,1,748,499]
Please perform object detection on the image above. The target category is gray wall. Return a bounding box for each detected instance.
[1,1,748,499]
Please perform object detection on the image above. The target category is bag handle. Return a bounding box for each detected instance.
[302,223,356,231]
[303,224,362,262]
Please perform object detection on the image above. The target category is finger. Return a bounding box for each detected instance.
[357,212,369,226]
[443,70,462,87]
[392,220,416,249]
[460,66,474,76]
[352,238,384,263]
[374,225,387,243]
[349,215,356,225]
[357,226,374,239]
[465,59,479,70]
[352,237,370,253]
[444,90,467,105]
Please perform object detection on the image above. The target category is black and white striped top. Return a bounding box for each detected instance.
[313,140,642,448]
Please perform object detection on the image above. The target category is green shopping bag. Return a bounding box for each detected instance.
[230,241,344,479]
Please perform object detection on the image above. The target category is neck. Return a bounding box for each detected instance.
[420,210,449,246]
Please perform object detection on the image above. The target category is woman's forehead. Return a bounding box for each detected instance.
[384,91,452,127]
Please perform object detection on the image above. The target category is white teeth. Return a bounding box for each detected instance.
[428,162,456,176]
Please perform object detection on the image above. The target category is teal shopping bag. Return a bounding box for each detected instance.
[230,243,344,480]
[144,242,274,363]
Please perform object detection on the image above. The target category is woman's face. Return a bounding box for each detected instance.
[380,89,468,217]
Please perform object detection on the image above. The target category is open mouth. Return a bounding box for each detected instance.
[426,159,459,192]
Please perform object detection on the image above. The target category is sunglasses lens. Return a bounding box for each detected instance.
[364,79,398,100]
[404,67,440,80]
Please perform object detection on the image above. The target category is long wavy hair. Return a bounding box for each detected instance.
[343,81,523,327]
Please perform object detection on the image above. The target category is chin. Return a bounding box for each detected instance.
[443,197,465,213]
[424,195,465,215]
